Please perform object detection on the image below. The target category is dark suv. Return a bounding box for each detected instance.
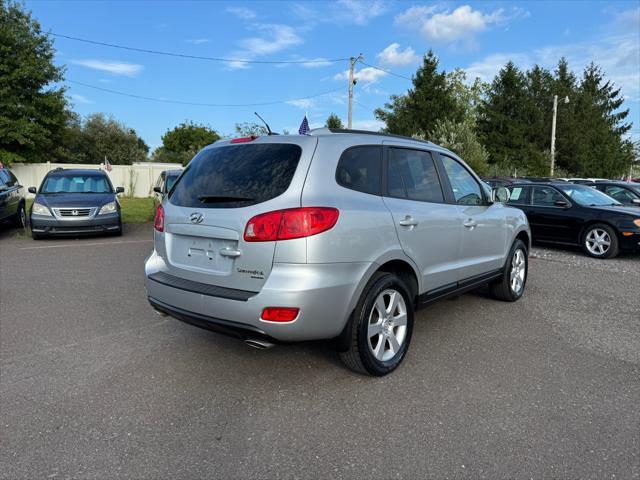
[29,168,124,239]
[0,167,27,229]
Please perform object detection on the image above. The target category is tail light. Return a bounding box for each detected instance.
[154,205,165,232]
[230,136,258,143]
[261,307,299,322]
[244,207,339,242]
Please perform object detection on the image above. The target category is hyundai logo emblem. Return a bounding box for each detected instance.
[189,212,204,224]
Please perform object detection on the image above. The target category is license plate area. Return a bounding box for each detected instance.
[167,234,237,274]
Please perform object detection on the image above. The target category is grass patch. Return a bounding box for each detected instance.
[119,197,156,224]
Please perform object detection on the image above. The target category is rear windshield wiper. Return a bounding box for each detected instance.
[198,195,254,203]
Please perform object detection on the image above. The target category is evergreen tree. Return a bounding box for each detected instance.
[325,113,344,129]
[375,50,463,136]
[571,63,633,177]
[153,121,220,165]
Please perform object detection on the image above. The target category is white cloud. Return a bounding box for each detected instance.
[300,58,333,68]
[227,24,303,69]
[71,59,143,77]
[465,53,531,81]
[69,93,93,104]
[286,98,315,110]
[335,0,389,25]
[226,6,257,20]
[186,38,210,45]
[334,66,387,85]
[395,4,529,47]
[352,119,386,131]
[377,43,420,67]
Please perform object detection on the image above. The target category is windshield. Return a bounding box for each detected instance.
[170,143,301,208]
[41,175,113,194]
[557,185,621,206]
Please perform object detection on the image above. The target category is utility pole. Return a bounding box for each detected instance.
[550,94,569,177]
[347,54,363,129]
[550,95,558,177]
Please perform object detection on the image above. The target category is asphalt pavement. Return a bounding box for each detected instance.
[1,224,639,479]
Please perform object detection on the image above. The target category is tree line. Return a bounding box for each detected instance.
[1,1,636,177]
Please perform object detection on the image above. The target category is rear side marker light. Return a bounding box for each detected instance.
[261,307,299,323]
[154,205,165,232]
[244,207,339,242]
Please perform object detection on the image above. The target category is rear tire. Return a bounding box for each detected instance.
[339,272,414,376]
[489,239,528,302]
[582,223,619,259]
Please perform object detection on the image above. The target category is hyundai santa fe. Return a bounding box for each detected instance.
[145,129,531,376]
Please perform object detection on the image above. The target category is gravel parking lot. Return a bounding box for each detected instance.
[1,225,639,479]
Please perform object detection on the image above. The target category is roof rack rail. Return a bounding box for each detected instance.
[325,128,433,146]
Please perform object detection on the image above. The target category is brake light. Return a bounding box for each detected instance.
[230,136,258,143]
[244,207,339,242]
[154,205,165,232]
[261,307,299,322]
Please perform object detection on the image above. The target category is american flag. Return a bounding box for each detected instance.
[103,156,113,172]
[298,115,310,135]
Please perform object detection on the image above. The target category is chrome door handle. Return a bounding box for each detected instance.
[399,216,418,227]
[463,219,477,228]
[219,248,241,257]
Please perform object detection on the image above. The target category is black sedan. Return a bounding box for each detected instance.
[590,181,640,207]
[29,168,124,239]
[507,182,640,259]
[0,166,27,229]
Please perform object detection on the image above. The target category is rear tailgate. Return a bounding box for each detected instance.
[157,136,317,292]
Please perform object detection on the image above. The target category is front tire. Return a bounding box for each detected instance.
[582,224,619,259]
[490,239,528,302]
[339,272,414,376]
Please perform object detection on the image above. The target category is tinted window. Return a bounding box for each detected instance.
[170,144,301,209]
[387,148,444,203]
[441,156,483,205]
[532,186,566,206]
[508,186,531,205]
[605,186,638,203]
[336,146,382,195]
[41,175,112,193]
[165,174,179,193]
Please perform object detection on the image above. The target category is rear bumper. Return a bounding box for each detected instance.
[144,250,371,342]
[31,213,121,235]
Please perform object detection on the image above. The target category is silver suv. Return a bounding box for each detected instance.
[145,129,531,376]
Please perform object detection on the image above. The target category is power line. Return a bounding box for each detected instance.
[358,60,412,81]
[51,32,350,65]
[67,80,343,107]
[353,99,376,113]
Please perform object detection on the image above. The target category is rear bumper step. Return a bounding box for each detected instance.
[147,271,257,301]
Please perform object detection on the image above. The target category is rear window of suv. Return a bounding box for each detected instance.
[170,143,302,208]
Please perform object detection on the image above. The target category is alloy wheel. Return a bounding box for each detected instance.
[510,248,526,294]
[585,228,611,256]
[367,289,408,362]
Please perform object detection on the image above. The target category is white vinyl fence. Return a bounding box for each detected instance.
[10,162,182,198]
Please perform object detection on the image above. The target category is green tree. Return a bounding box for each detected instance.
[234,122,268,137]
[375,50,464,136]
[0,0,68,165]
[570,63,633,177]
[153,121,220,164]
[67,113,148,165]
[478,61,547,175]
[325,113,344,129]
[426,120,489,174]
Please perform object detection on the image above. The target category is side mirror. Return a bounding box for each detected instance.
[28,187,37,194]
[115,187,125,194]
[491,186,510,203]
[554,200,569,208]
[153,186,162,194]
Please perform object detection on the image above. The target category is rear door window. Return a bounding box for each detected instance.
[386,148,444,203]
[170,143,301,208]
[335,146,382,195]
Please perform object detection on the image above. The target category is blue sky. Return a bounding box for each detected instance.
[27,0,640,152]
